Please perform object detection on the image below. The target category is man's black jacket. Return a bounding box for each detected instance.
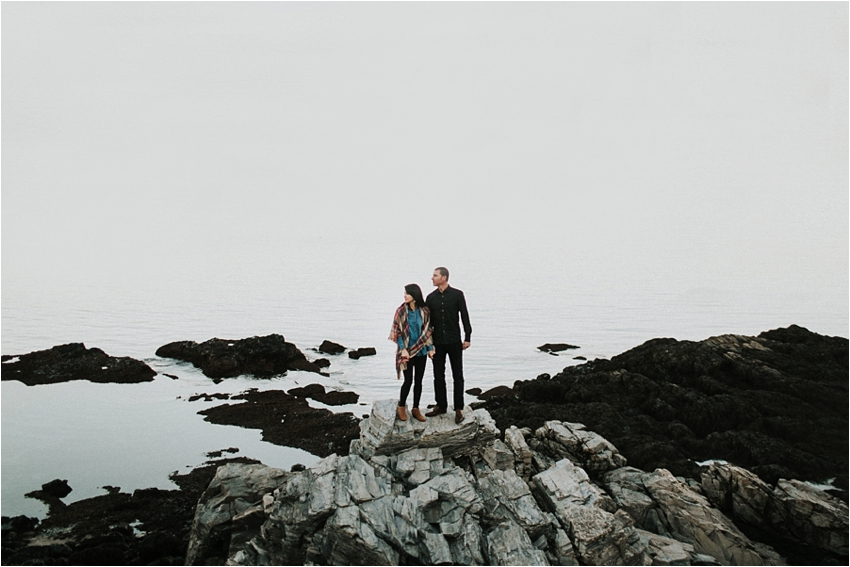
[426,286,472,345]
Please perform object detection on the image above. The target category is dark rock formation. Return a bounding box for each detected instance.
[478,385,516,400]
[37,479,72,499]
[198,389,361,457]
[288,383,359,406]
[313,358,331,369]
[2,460,252,566]
[1,343,156,386]
[319,340,346,355]
[24,479,74,514]
[187,392,231,402]
[466,387,483,396]
[480,325,849,494]
[538,343,580,353]
[155,334,322,379]
[348,347,377,359]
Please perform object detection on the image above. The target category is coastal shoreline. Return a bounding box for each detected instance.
[2,325,847,565]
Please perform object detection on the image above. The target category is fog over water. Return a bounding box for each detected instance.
[2,2,847,517]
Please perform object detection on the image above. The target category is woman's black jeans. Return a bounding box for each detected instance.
[399,355,427,408]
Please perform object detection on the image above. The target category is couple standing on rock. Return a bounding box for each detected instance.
[388,267,472,425]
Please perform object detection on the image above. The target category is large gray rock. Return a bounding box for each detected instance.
[701,462,777,528]
[701,462,848,556]
[531,459,639,565]
[768,479,848,557]
[185,463,289,565]
[352,399,499,459]
[604,466,785,565]
[531,421,627,477]
[532,458,617,515]
[485,520,550,566]
[186,406,809,567]
[477,468,551,539]
[504,426,534,480]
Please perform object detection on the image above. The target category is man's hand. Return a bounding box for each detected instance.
[462,341,471,350]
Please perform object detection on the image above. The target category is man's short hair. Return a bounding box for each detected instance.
[435,267,449,279]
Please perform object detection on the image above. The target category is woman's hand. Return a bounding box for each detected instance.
[400,349,410,361]
[427,350,435,359]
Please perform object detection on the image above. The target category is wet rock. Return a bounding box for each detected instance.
[348,347,377,359]
[156,334,321,379]
[313,357,331,368]
[466,387,483,396]
[199,389,360,457]
[318,340,346,355]
[538,343,580,353]
[289,383,359,406]
[1,343,156,386]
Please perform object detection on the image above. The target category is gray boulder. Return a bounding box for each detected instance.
[531,420,627,477]
[504,426,534,480]
[604,466,785,565]
[185,462,289,565]
[701,462,848,556]
[352,399,499,459]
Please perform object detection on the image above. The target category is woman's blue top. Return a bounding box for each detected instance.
[397,307,434,356]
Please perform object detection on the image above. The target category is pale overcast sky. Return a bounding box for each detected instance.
[3,2,847,321]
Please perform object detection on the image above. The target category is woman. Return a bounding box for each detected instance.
[388,283,434,422]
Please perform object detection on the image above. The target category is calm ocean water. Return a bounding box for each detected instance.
[3,252,846,519]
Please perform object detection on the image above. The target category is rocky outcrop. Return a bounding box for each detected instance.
[288,383,359,406]
[348,347,377,360]
[185,405,808,566]
[156,334,322,379]
[2,460,244,566]
[350,399,499,459]
[603,466,784,565]
[1,343,156,386]
[199,389,360,457]
[481,325,848,492]
[538,343,580,353]
[318,340,346,355]
[701,462,848,557]
[530,421,627,477]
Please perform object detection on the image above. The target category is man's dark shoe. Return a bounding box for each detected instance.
[455,410,464,424]
[425,407,446,417]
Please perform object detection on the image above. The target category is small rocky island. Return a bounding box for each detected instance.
[156,334,326,378]
[1,343,156,386]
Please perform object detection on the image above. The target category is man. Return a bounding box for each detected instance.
[425,267,472,424]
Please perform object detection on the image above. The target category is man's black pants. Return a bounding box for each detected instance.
[433,342,464,411]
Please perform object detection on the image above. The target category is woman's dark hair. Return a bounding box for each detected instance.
[404,283,426,310]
